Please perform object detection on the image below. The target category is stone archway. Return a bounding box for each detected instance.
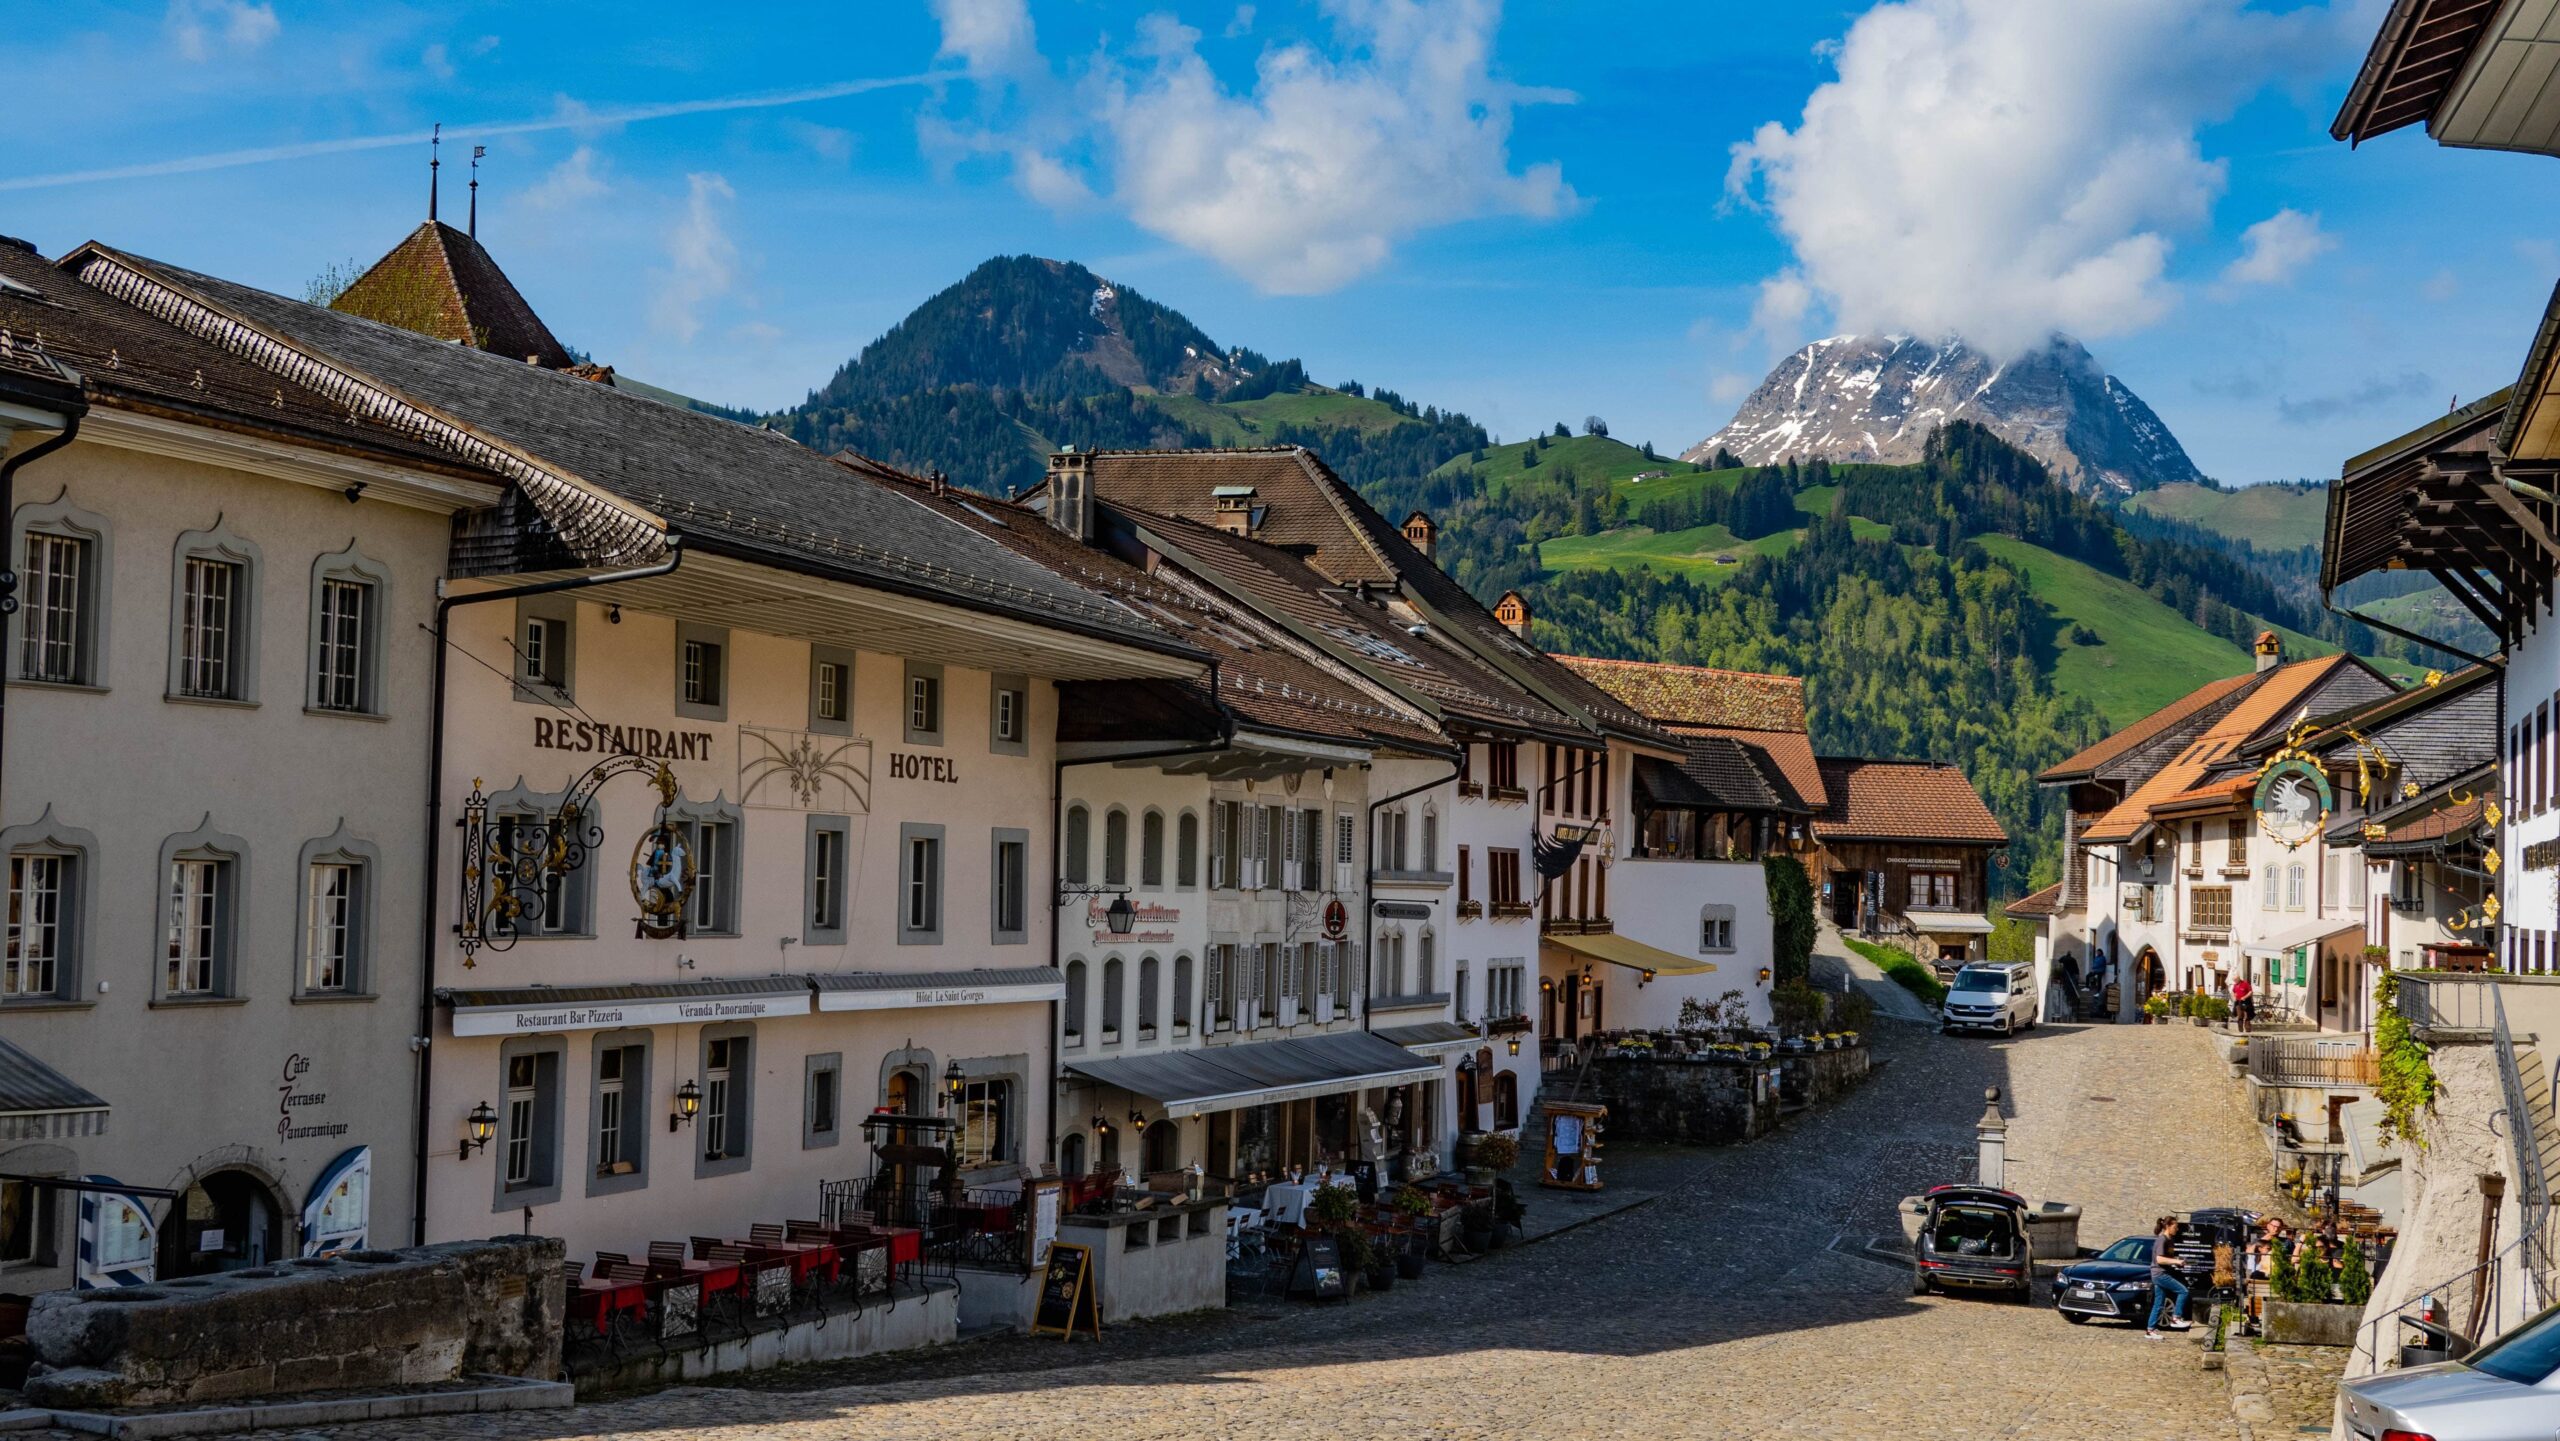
[159,1162,287,1277]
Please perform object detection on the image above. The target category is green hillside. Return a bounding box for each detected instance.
[2125,481,2327,552]
[1144,387,1420,446]
[1972,537,2255,726]
[1540,505,1892,584]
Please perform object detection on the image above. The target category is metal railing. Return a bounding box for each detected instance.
[820,1174,1039,1274]
[2247,1035,2380,1087]
[2397,974,2498,1038]
[2491,985,2556,1314]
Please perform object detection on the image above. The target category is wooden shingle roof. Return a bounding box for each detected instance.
[1558,655,1809,732]
[331,221,574,369]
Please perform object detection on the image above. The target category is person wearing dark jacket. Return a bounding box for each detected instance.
[2147,1215,2194,1338]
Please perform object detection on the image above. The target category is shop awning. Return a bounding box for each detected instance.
[812,967,1065,1012]
[1063,1032,1441,1118]
[2242,918,2361,961]
[443,977,814,1036]
[0,1036,108,1140]
[1911,912,1994,936]
[1373,1021,1483,1058]
[1544,930,1716,977]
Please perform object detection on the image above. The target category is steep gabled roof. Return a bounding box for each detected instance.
[2037,670,2263,785]
[331,221,575,369]
[2005,882,2066,919]
[1558,655,1809,733]
[1812,758,2007,845]
[2080,655,2384,846]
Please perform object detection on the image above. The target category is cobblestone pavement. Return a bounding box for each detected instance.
[39,1021,2340,1440]
[2227,1338,2351,1439]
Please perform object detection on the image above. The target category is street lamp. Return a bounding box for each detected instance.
[1507,1034,1521,1057]
[1059,884,1137,935]
[461,1101,497,1159]
[673,1078,701,1130]
[944,1058,966,1110]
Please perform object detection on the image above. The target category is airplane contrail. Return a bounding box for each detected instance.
[0,72,946,193]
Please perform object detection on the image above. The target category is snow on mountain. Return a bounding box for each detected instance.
[1683,335,2203,495]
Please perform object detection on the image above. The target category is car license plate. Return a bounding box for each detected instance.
[2070,1284,2098,1297]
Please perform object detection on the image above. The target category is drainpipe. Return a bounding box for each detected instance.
[0,406,84,818]
[409,540,683,1245]
[1045,701,1229,1171]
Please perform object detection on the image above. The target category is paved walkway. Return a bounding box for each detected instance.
[26,1023,2338,1441]
[1811,919,1936,1023]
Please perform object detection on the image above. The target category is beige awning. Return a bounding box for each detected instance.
[1544,930,1716,977]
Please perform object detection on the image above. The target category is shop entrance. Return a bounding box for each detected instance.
[160,1168,284,1277]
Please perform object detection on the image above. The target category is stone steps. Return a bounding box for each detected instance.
[2517,1042,2560,1199]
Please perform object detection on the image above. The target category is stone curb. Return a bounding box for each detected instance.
[29,1375,572,1438]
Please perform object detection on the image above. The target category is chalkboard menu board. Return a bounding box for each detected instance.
[1293,1233,1350,1299]
[1033,1240,1101,1340]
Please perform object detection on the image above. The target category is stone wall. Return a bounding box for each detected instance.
[23,1237,562,1409]
[1576,1044,1872,1147]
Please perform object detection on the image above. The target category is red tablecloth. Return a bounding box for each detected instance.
[570,1278,647,1335]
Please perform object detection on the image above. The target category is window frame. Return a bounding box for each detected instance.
[1176,810,1200,890]
[988,671,1028,756]
[808,645,856,735]
[305,544,390,718]
[1140,809,1166,890]
[667,795,744,937]
[0,807,93,1007]
[1064,958,1089,1046]
[493,1038,565,1209]
[153,817,249,1004]
[585,1032,652,1197]
[9,491,111,692]
[991,827,1030,945]
[903,661,945,746]
[803,814,852,946]
[803,1051,843,1151]
[898,821,945,945]
[510,594,577,704]
[294,824,381,999]
[166,521,262,707]
[957,1075,1012,1167]
[488,782,594,940]
[1103,807,1130,888]
[1699,903,1737,954]
[696,1024,755,1178]
[673,620,729,722]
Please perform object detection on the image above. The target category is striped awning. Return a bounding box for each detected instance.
[0,1036,107,1140]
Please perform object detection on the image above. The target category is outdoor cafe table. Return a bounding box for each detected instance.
[740,1239,840,1286]
[570,1276,648,1336]
[1263,1178,1354,1227]
[650,1256,745,1300]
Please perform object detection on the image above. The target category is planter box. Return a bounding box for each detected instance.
[2263,1300,2361,1346]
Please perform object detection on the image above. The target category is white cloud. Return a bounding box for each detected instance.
[423,43,454,81]
[1727,0,2363,358]
[166,0,278,62]
[1226,4,1258,37]
[931,0,1037,77]
[2422,268,2459,302]
[1707,371,1756,407]
[1085,0,1575,293]
[652,173,738,344]
[2220,208,2333,288]
[1749,271,1812,343]
[524,146,610,211]
[783,120,855,163]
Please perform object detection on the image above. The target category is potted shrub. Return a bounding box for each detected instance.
[1470,1130,1519,1182]
[2141,994,2172,1025]
[2263,1236,2362,1346]
[1391,1186,1433,1278]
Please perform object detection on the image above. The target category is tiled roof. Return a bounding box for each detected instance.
[1072,446,1670,743]
[866,461,1448,752]
[331,222,574,369]
[2038,670,2262,783]
[1813,758,2008,845]
[1660,733,1801,813]
[2079,655,2366,846]
[2004,882,2065,918]
[1559,655,1808,732]
[1672,724,1826,808]
[79,247,1178,650]
[0,239,495,477]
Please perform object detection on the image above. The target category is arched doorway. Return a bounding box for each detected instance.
[1494,1072,1520,1131]
[885,1067,924,1116]
[1059,1132,1087,1177]
[1141,1120,1180,1176]
[161,1167,284,1277]
[1455,1061,1479,1131]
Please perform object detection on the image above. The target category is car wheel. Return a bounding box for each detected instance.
[1912,1272,1932,1297]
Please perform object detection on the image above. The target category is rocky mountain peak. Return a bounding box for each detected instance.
[1683,334,2202,495]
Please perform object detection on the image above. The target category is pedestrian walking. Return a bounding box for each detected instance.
[2146,1216,2194,1339]
[2233,975,2255,1034]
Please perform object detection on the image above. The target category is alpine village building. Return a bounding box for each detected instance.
[0,209,2015,1337]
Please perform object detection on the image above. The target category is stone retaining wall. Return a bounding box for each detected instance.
[1576,1044,1871,1146]
[23,1236,562,1409]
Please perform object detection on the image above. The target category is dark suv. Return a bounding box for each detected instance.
[1912,1185,2033,1301]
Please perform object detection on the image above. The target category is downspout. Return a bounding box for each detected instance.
[1362,757,1463,1027]
[0,409,82,816]
[1045,681,1229,1170]
[410,539,684,1245]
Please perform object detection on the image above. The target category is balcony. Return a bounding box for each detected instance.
[1487,901,1534,920]
[1486,785,1529,805]
[1540,916,1614,936]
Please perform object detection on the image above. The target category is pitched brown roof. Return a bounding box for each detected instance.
[1068,446,1671,743]
[2004,882,2065,919]
[1558,655,1809,732]
[331,221,574,369]
[2037,670,2262,784]
[851,457,1447,754]
[1813,758,2008,845]
[2079,655,2369,846]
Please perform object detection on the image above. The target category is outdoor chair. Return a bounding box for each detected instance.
[594,1250,630,1272]
[750,1222,787,1245]
[708,1243,749,1264]
[647,1240,686,1266]
[562,1260,585,1286]
[606,1261,650,1283]
[691,1235,724,1260]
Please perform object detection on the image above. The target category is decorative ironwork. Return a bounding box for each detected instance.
[454,755,690,965]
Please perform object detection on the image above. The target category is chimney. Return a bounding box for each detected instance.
[1047,448,1094,544]
[2254,630,2283,672]
[1402,509,1437,561]
[1494,590,1532,640]
[1212,485,1258,537]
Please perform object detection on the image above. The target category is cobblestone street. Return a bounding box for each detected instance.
[72,1021,2339,1441]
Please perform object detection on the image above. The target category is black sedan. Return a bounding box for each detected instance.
[2052,1236,2160,1324]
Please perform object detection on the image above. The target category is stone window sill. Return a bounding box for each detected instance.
[0,997,94,1013]
[291,991,379,1005]
[304,705,390,723]
[13,679,107,696]
[150,994,248,1009]
[164,693,259,711]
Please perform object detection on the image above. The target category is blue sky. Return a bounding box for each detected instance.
[6,0,2554,486]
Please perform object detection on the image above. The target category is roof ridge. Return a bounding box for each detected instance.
[1560,653,1805,685]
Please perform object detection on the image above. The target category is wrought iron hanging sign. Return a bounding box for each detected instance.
[455,756,694,966]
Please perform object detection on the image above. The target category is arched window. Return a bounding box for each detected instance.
[1104,808,1130,886]
[1099,1125,1122,1175]
[1176,811,1200,888]
[1381,928,1405,996]
[1420,806,1439,871]
[1494,1071,1520,1130]
[1417,928,1437,993]
[1064,804,1091,885]
[1102,957,1125,1039]
[1142,1119,1180,1175]
[1059,1132,1087,1177]
[1173,954,1195,1034]
[1141,810,1166,888]
[1139,955,1161,1035]
[2287,863,2306,911]
[1063,959,1088,1044]
[2262,865,2280,912]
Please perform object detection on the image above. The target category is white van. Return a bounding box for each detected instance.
[1941,962,2036,1036]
